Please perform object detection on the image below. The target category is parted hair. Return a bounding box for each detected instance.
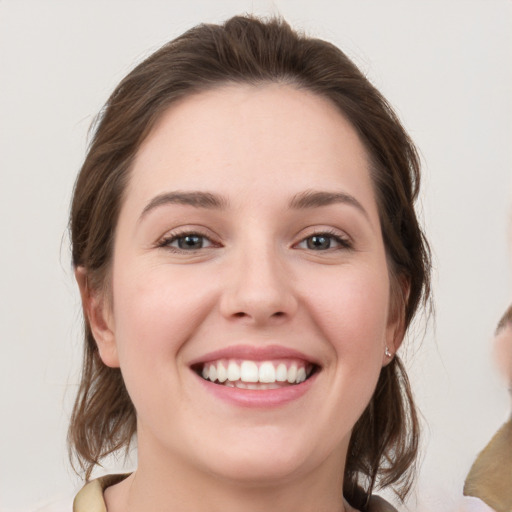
[69,15,431,509]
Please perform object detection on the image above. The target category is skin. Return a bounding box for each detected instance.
[494,323,512,392]
[80,84,404,512]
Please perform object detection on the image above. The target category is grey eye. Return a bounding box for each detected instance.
[296,232,352,252]
[176,234,207,250]
[306,235,332,250]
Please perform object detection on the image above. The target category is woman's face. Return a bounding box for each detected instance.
[93,84,400,484]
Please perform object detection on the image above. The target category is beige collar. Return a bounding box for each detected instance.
[73,474,130,512]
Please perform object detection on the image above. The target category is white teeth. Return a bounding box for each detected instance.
[227,361,240,381]
[201,359,313,386]
[259,362,276,383]
[240,361,259,382]
[217,362,227,383]
[287,364,297,384]
[276,363,287,382]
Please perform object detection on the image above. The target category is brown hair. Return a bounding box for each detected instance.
[496,305,512,334]
[69,15,431,509]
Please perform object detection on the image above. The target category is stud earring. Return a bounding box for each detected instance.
[385,346,392,358]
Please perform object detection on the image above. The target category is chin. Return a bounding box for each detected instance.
[207,452,311,486]
[193,429,329,486]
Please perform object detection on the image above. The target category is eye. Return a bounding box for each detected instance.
[158,231,216,252]
[296,232,352,251]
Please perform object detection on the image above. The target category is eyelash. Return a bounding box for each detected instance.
[157,230,218,252]
[295,229,353,252]
[156,229,353,253]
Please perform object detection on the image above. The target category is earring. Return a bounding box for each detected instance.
[385,346,392,358]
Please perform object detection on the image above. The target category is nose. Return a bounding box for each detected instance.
[219,244,298,326]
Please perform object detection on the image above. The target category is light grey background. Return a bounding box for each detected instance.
[1,1,511,511]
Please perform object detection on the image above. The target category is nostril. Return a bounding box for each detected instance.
[234,311,285,318]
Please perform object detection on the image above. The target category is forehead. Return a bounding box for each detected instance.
[126,83,378,218]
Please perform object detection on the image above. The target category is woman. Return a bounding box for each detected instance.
[69,15,431,512]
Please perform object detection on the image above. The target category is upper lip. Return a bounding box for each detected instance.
[188,344,321,367]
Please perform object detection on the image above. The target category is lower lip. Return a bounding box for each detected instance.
[193,371,318,408]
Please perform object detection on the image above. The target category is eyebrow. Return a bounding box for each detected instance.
[289,190,369,219]
[139,191,228,222]
[139,188,369,222]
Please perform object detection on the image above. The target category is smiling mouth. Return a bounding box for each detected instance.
[193,359,318,389]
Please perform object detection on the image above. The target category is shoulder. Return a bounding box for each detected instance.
[73,474,130,512]
[464,418,512,511]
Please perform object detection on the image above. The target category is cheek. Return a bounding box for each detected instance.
[110,264,217,367]
[294,266,390,445]
[108,264,220,425]
[301,264,390,420]
[302,265,391,357]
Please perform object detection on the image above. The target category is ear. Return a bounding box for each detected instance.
[75,266,119,368]
[383,275,410,366]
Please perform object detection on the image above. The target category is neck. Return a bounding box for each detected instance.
[105,435,349,512]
